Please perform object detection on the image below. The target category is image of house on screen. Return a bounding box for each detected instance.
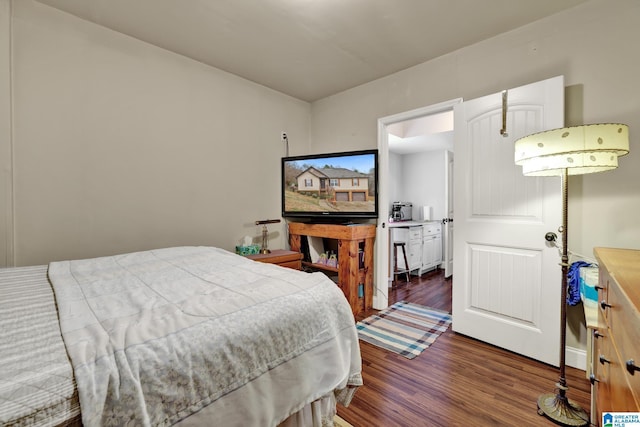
[296,166,370,202]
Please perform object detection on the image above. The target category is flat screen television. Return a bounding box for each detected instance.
[281,149,378,220]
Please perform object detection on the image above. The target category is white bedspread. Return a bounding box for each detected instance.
[48,246,361,427]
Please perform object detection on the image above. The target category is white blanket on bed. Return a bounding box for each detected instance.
[48,247,361,427]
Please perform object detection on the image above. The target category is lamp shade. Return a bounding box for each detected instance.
[515,123,629,176]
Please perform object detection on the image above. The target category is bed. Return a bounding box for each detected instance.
[0,246,362,427]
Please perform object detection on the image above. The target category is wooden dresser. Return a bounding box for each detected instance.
[592,247,640,424]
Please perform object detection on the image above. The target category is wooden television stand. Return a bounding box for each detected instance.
[288,222,376,316]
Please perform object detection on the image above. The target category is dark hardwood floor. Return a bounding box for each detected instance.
[337,269,593,427]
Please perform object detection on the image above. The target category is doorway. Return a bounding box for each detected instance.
[374,98,461,310]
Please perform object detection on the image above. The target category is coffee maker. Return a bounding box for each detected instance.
[391,202,412,221]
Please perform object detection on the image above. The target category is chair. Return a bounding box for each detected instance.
[393,242,410,285]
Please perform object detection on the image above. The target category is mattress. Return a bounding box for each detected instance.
[1,247,362,426]
[0,266,81,427]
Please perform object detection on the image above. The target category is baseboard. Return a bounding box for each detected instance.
[566,345,587,372]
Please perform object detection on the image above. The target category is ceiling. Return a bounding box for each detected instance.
[36,0,587,103]
[388,110,454,155]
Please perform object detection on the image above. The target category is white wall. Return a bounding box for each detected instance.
[310,0,640,354]
[0,0,12,266]
[387,152,402,209]
[389,150,445,221]
[0,0,312,266]
[401,151,445,222]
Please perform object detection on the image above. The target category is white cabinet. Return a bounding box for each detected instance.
[407,227,422,272]
[420,223,442,274]
[391,223,442,277]
[392,226,422,274]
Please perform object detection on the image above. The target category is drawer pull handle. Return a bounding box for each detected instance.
[627,359,640,375]
[589,374,599,385]
[599,355,611,365]
[593,330,604,339]
[600,300,612,310]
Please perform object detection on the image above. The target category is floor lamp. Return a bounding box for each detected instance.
[514,123,629,426]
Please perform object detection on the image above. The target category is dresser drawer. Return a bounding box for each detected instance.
[594,324,611,408]
[605,278,640,405]
[593,247,640,422]
[598,267,612,323]
[247,250,303,270]
[595,328,639,413]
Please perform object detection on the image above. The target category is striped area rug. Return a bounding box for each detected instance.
[356,301,452,359]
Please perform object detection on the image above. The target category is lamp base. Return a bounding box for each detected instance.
[537,392,589,426]
[259,248,271,254]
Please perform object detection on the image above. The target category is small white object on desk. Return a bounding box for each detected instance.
[420,205,432,221]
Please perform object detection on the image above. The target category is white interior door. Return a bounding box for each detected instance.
[452,76,564,366]
[444,150,454,278]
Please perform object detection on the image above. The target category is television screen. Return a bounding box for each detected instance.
[281,149,378,220]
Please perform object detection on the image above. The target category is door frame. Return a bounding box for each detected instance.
[444,150,454,278]
[374,98,462,309]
